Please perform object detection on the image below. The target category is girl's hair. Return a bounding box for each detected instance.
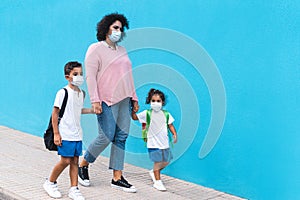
[96,13,129,41]
[146,88,166,105]
[64,61,82,75]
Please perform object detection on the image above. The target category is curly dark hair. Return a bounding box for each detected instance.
[96,13,129,41]
[146,88,166,105]
[64,61,82,75]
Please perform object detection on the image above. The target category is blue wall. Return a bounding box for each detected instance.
[1,1,300,199]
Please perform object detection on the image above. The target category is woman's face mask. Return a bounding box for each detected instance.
[108,30,122,43]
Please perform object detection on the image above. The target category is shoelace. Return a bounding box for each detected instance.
[50,184,59,192]
[119,180,129,187]
[121,176,132,187]
[73,189,83,197]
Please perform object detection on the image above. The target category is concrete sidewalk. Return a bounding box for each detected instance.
[0,126,245,200]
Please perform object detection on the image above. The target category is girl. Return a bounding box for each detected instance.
[132,88,178,191]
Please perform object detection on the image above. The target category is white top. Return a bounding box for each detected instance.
[137,110,174,149]
[53,85,84,141]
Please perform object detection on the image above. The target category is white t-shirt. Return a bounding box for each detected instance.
[137,110,174,149]
[53,85,84,141]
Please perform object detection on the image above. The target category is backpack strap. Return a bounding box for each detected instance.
[58,88,68,123]
[163,110,173,146]
[163,110,169,124]
[146,109,152,127]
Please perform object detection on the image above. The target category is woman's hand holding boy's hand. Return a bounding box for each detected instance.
[92,102,102,114]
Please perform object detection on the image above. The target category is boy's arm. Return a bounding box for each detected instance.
[52,107,62,146]
[168,124,178,143]
[81,108,94,114]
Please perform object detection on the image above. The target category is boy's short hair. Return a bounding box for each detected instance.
[64,61,82,75]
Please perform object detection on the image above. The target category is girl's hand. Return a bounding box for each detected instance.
[173,135,177,144]
[54,133,62,146]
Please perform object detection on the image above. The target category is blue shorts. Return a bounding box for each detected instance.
[148,148,173,163]
[58,140,82,157]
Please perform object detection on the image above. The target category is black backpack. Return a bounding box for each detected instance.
[43,88,68,151]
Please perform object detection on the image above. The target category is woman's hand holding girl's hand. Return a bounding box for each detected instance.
[132,101,139,113]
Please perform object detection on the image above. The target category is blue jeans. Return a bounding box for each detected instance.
[84,98,131,170]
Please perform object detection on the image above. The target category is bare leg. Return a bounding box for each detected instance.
[49,156,71,182]
[70,156,79,187]
[79,158,89,167]
[113,170,122,181]
[153,162,169,180]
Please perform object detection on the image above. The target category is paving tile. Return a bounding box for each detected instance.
[0,126,246,200]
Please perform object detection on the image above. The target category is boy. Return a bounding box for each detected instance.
[43,61,93,200]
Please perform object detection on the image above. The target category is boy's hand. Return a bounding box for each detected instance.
[54,133,62,146]
[92,102,102,114]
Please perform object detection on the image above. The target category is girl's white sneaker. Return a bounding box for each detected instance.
[153,180,167,191]
[149,170,156,183]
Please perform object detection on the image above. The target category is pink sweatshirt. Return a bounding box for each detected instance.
[85,41,138,106]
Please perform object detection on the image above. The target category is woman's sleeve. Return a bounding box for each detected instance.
[85,45,101,103]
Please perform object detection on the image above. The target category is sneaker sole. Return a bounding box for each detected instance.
[153,185,167,192]
[78,175,90,187]
[68,193,85,200]
[111,184,137,193]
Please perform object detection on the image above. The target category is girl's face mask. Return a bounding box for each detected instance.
[151,102,162,112]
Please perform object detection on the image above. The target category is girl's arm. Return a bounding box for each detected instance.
[168,123,178,143]
[81,108,94,114]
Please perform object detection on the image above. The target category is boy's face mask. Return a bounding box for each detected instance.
[151,102,162,112]
[71,75,84,87]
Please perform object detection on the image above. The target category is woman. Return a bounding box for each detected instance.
[78,13,139,193]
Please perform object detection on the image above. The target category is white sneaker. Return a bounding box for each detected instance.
[43,179,62,198]
[153,180,167,191]
[149,170,156,183]
[68,187,85,200]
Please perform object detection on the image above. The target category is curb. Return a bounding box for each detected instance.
[0,187,26,200]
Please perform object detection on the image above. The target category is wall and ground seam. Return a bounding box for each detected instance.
[1,1,299,200]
